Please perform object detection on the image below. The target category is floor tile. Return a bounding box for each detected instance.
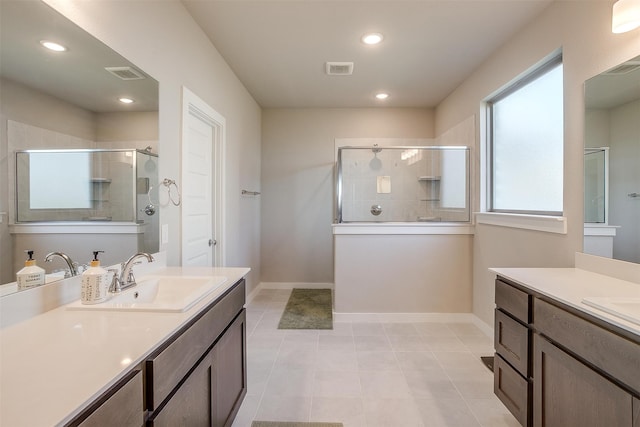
[359,370,412,398]
[354,335,392,352]
[415,397,481,427]
[356,351,401,371]
[310,397,366,427]
[362,398,424,427]
[238,288,518,427]
[314,369,362,397]
[254,395,311,422]
[466,398,522,427]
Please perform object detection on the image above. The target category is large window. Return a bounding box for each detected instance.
[488,56,564,215]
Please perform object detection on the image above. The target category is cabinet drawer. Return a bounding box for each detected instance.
[494,353,530,427]
[495,309,530,377]
[495,279,531,324]
[147,279,245,410]
[70,370,143,427]
[534,298,640,394]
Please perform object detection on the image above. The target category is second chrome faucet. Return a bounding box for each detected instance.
[109,252,154,293]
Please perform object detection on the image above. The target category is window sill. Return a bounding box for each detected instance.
[474,212,567,234]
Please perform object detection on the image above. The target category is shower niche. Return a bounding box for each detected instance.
[336,146,470,223]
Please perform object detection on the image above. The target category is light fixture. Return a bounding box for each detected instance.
[39,40,67,52]
[612,0,640,33]
[361,33,384,45]
[375,93,389,100]
[118,97,135,104]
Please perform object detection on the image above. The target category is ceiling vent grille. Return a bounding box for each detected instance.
[326,62,354,76]
[105,66,146,80]
[603,61,640,75]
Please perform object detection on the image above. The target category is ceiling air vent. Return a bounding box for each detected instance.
[326,62,354,76]
[105,66,146,80]
[603,61,640,75]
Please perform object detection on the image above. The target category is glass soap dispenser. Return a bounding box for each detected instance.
[81,251,110,304]
[16,250,45,290]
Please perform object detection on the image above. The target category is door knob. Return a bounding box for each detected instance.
[209,239,216,247]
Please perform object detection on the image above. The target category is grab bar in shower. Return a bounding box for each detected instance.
[628,192,639,198]
[242,190,261,196]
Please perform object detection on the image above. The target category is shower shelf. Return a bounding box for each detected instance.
[418,176,441,181]
[90,178,112,183]
[420,198,440,202]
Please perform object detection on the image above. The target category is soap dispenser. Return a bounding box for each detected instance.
[16,250,45,290]
[81,251,110,304]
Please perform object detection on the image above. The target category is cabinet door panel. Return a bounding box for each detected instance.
[495,279,531,323]
[495,308,530,377]
[214,310,247,427]
[634,397,640,427]
[533,334,632,427]
[494,354,530,427]
[150,351,213,427]
[73,370,143,427]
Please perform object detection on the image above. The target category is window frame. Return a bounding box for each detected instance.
[486,54,564,216]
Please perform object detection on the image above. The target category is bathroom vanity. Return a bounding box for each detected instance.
[0,266,249,427]
[492,267,640,427]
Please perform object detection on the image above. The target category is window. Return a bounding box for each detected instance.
[487,56,564,215]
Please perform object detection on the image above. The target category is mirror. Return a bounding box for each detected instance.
[584,54,640,264]
[0,1,159,291]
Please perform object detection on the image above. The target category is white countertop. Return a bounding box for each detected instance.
[0,267,249,427]
[491,267,640,337]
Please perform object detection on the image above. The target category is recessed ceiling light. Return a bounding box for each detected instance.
[118,97,135,104]
[375,93,389,100]
[40,40,67,52]
[361,33,384,45]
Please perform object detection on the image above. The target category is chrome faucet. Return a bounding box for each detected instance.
[44,252,78,277]
[110,252,154,293]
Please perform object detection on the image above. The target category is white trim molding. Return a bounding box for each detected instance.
[332,223,474,235]
[475,212,567,234]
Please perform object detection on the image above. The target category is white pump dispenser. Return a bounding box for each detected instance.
[16,250,45,290]
[81,251,110,304]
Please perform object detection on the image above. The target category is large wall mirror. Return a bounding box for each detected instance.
[584,54,639,264]
[0,1,159,291]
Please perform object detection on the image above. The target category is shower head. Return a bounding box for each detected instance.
[372,144,382,154]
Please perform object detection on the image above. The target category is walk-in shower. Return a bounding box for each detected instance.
[336,146,470,223]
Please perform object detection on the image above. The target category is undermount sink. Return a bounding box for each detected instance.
[582,297,640,326]
[67,276,228,312]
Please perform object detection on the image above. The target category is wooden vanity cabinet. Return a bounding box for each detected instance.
[494,278,532,427]
[146,278,247,427]
[494,276,640,427]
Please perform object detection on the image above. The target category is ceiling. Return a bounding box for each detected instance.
[182,0,555,108]
[0,0,158,113]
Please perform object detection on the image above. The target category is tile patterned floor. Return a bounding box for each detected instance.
[231,289,520,427]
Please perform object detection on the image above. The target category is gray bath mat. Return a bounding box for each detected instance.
[252,423,343,427]
[278,288,333,329]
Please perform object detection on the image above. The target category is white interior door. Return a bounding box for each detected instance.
[181,87,226,267]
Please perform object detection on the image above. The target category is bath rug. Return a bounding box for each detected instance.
[481,356,494,372]
[252,422,343,427]
[278,288,333,329]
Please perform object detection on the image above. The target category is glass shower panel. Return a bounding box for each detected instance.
[16,149,157,223]
[337,146,469,223]
[584,148,608,223]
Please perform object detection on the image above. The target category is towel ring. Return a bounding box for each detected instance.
[148,178,182,207]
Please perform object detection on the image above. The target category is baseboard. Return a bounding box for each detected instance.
[247,282,335,303]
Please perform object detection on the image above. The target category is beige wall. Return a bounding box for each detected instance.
[261,108,434,283]
[434,0,640,326]
[44,0,263,293]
